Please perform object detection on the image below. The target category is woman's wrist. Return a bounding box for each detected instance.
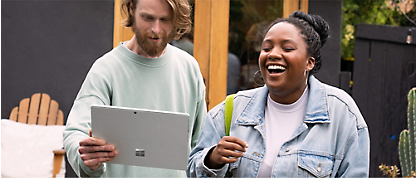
[204,146,225,169]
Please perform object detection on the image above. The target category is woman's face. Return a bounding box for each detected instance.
[259,22,315,104]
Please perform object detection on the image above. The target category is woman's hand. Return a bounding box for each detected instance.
[78,130,118,170]
[206,136,248,169]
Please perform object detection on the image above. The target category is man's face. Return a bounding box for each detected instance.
[131,0,174,57]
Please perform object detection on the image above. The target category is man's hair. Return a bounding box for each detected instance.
[121,0,192,40]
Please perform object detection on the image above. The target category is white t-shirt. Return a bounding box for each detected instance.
[257,87,309,177]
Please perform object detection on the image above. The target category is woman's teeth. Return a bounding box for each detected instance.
[268,65,286,73]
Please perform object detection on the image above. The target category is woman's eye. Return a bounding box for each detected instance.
[262,47,271,52]
[283,47,294,51]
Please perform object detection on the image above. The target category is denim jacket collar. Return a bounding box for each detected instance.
[304,75,330,123]
[235,85,268,126]
[236,75,330,126]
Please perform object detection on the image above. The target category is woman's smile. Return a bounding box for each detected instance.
[259,22,313,104]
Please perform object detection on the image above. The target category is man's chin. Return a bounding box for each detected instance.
[138,36,168,57]
[143,47,165,57]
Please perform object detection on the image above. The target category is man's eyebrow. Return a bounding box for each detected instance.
[140,12,152,17]
[139,12,171,20]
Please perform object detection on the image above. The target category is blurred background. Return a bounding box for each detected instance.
[2,0,416,177]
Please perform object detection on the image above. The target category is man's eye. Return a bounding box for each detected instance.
[143,16,154,21]
[161,18,170,22]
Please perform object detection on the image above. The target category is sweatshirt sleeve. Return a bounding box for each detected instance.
[191,88,207,149]
[63,61,111,177]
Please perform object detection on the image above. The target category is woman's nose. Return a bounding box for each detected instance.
[267,49,282,60]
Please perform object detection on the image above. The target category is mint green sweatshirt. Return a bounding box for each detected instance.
[63,43,207,177]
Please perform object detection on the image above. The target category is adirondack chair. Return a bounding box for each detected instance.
[8,93,66,178]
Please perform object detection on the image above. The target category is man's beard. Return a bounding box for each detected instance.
[132,24,173,57]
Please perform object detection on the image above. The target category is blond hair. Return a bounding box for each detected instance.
[121,0,192,40]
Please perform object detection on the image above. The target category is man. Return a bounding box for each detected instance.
[175,32,194,55]
[63,0,207,177]
[227,52,241,95]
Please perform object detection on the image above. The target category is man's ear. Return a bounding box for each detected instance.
[129,1,134,15]
[307,57,315,71]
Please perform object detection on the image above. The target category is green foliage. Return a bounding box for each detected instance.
[382,88,416,177]
[228,0,246,55]
[265,0,283,22]
[228,0,283,55]
[342,0,405,59]
[399,88,416,177]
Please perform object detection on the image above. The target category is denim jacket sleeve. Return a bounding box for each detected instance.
[187,103,230,177]
[324,86,370,177]
[336,126,370,177]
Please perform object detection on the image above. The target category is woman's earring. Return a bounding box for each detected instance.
[253,70,265,86]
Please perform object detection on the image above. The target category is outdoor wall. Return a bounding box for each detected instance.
[354,24,416,177]
[1,1,114,177]
[2,0,346,177]
[309,0,343,88]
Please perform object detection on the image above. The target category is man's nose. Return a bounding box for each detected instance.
[151,20,162,34]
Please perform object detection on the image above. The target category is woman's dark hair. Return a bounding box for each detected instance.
[264,11,330,74]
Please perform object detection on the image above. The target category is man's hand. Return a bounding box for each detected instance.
[78,130,118,170]
[206,136,248,169]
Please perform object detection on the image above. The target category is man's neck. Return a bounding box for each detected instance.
[125,36,166,58]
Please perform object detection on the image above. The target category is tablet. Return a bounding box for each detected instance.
[91,105,189,170]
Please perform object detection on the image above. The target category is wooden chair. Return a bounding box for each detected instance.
[9,93,66,178]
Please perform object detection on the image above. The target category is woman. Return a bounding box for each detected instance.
[187,11,369,177]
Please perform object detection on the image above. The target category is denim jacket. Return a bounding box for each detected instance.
[187,75,369,177]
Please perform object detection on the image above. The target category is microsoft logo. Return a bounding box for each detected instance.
[135,149,145,157]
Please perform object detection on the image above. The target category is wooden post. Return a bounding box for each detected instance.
[193,0,211,92]
[52,150,66,178]
[194,0,230,110]
[114,0,231,110]
[283,0,309,17]
[113,0,134,48]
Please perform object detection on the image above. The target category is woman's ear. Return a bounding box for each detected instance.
[306,57,315,71]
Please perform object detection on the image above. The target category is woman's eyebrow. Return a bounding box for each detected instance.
[262,39,273,45]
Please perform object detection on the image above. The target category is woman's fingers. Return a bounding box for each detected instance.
[210,136,249,165]
[215,147,244,159]
[219,136,248,152]
[217,155,240,163]
[224,136,249,148]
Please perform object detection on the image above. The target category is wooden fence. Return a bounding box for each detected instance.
[353,24,416,177]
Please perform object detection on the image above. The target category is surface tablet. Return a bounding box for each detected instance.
[91,105,189,170]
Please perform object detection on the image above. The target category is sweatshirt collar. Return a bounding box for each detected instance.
[116,42,172,67]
